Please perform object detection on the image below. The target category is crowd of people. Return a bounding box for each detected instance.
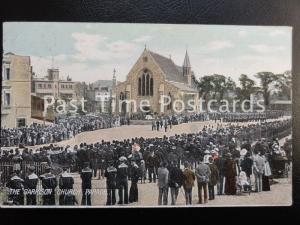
[0,118,292,206]
[0,111,288,148]
[151,110,289,133]
[0,115,122,147]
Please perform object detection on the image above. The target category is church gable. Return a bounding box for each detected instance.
[148,51,188,84]
[126,49,167,82]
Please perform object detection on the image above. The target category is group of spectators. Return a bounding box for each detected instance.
[0,115,122,147]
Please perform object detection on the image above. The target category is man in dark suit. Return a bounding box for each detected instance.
[80,162,92,205]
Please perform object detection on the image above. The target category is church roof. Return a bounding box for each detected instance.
[167,81,198,93]
[149,51,187,83]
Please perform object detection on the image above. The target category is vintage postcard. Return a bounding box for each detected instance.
[1,22,292,207]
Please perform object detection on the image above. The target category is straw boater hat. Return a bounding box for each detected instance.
[240,149,248,156]
[119,156,127,162]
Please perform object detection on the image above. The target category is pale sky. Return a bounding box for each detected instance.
[3,22,292,84]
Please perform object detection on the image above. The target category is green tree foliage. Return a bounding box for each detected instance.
[274,70,292,100]
[235,74,256,101]
[197,74,236,109]
[255,72,279,108]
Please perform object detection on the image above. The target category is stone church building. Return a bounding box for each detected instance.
[112,48,199,116]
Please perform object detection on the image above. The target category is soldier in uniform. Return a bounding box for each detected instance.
[80,162,92,205]
[40,165,57,205]
[104,161,117,205]
[129,160,140,203]
[146,150,156,183]
[156,120,160,131]
[59,166,75,205]
[24,165,38,205]
[116,156,129,205]
[7,169,24,205]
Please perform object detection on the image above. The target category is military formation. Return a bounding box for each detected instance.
[0,115,292,206]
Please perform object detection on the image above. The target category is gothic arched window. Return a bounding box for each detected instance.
[167,92,172,110]
[142,74,146,96]
[138,69,153,96]
[138,78,141,95]
[150,78,153,96]
[146,74,150,96]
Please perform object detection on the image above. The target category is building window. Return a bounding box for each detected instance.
[120,92,125,100]
[44,84,47,88]
[143,56,148,62]
[167,92,172,110]
[38,84,42,88]
[48,84,52,88]
[138,78,141,95]
[4,92,11,106]
[139,69,153,96]
[146,74,150,96]
[61,84,65,88]
[69,85,72,89]
[150,78,154,96]
[16,118,26,128]
[6,68,10,80]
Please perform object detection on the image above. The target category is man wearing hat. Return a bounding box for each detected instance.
[146,150,157,183]
[129,160,140,203]
[182,161,195,205]
[117,156,129,204]
[40,165,57,205]
[59,166,75,205]
[224,153,237,195]
[157,161,169,205]
[7,169,24,205]
[80,162,93,205]
[168,161,184,205]
[240,151,253,184]
[195,156,211,204]
[208,157,219,200]
[24,165,38,205]
[104,161,117,205]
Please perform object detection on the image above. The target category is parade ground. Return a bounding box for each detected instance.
[46,118,292,207]
[68,170,292,207]
[24,116,291,151]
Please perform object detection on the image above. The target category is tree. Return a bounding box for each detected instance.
[211,74,226,102]
[198,75,215,111]
[223,77,236,100]
[274,70,292,100]
[255,72,278,108]
[198,74,236,110]
[235,74,256,101]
